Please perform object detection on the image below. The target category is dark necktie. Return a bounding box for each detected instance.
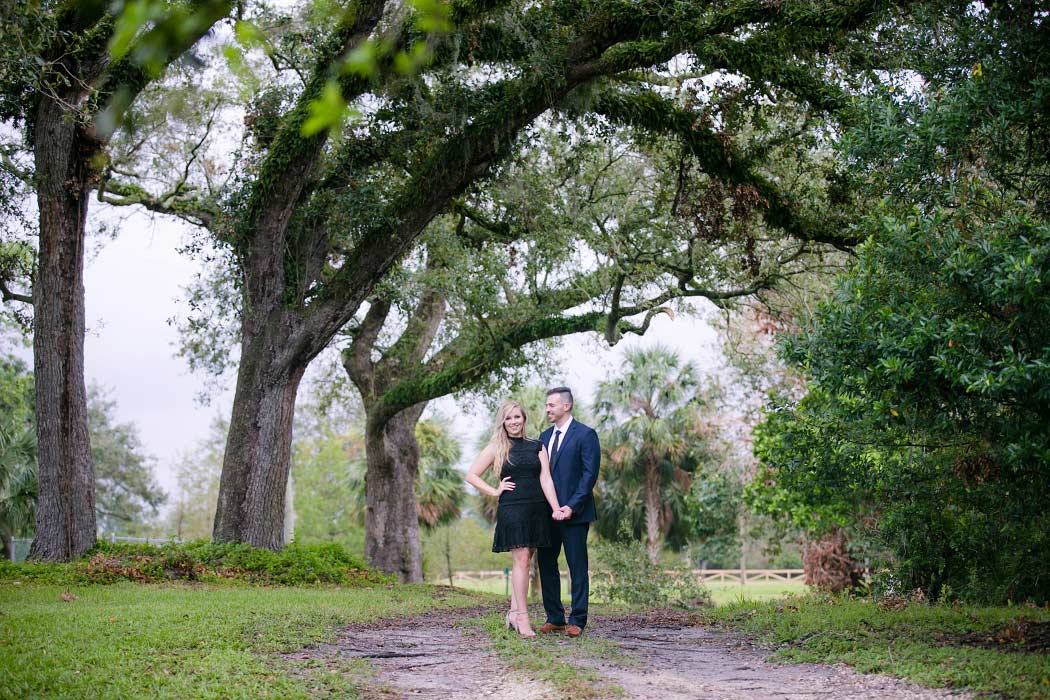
[550,429,562,466]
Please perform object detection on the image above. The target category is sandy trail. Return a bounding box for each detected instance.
[306,607,971,700]
[585,612,971,700]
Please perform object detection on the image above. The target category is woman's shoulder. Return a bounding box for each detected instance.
[522,437,543,451]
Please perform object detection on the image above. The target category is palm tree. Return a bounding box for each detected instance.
[414,416,465,585]
[415,417,465,530]
[0,423,37,561]
[595,346,710,564]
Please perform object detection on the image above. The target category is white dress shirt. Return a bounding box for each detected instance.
[547,415,574,457]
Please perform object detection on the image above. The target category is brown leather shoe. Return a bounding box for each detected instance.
[538,622,566,634]
[565,624,583,638]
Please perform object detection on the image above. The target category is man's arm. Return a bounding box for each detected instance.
[564,428,600,514]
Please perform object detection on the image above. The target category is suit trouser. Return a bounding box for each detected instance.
[537,521,589,628]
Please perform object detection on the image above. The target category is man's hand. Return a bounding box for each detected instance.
[554,505,572,520]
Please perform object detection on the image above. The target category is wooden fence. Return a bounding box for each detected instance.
[450,568,805,588]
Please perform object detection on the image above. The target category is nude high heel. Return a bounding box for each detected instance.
[514,611,536,638]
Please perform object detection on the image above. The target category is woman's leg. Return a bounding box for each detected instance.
[528,548,538,600]
[510,547,534,635]
[507,551,520,623]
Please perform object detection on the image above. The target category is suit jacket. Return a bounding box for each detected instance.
[540,419,600,524]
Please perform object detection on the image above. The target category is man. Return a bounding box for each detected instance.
[537,386,600,637]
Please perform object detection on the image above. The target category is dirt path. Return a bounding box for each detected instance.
[312,608,551,699]
[586,612,971,700]
[307,607,971,700]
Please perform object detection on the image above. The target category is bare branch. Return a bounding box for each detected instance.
[0,280,33,305]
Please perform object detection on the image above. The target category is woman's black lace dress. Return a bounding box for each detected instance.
[492,437,552,552]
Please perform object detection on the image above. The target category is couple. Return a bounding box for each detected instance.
[466,387,599,638]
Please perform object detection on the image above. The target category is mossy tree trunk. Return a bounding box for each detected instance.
[343,287,445,580]
[362,405,428,581]
[28,93,99,561]
[18,1,231,561]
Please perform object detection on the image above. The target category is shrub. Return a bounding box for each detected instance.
[592,524,711,609]
[56,540,391,586]
[0,560,75,584]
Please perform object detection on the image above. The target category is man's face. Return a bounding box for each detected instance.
[545,393,570,424]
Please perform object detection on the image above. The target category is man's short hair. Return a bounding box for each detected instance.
[546,386,574,407]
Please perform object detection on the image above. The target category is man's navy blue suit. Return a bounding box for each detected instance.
[537,418,600,629]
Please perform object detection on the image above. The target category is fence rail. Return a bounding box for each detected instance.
[450,568,805,587]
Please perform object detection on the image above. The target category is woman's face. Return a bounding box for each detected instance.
[503,407,525,437]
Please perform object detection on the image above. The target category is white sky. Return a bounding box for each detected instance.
[13,207,726,497]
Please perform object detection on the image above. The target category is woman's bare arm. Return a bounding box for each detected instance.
[465,444,514,497]
[538,447,561,515]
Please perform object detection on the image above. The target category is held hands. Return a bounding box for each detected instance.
[495,477,516,495]
[551,505,572,521]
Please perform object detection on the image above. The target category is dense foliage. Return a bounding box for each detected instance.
[750,3,1049,603]
[88,387,167,534]
[0,354,35,558]
[0,361,165,547]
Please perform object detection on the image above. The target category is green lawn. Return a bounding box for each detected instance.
[6,574,1039,700]
[703,594,1050,700]
[0,582,484,700]
[706,581,808,605]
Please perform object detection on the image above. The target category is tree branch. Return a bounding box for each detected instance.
[449,201,516,245]
[591,88,862,248]
[0,280,33,305]
[342,298,392,398]
[98,180,217,229]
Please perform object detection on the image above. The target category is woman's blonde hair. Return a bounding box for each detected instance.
[488,400,527,477]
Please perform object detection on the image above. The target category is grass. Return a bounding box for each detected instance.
[464,611,626,699]
[702,594,1050,700]
[706,581,807,605]
[0,581,484,700]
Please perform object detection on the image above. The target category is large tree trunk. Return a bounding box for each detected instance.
[28,99,97,562]
[364,405,427,582]
[212,313,306,549]
[644,459,661,565]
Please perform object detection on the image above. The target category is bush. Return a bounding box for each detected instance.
[0,560,75,584]
[752,200,1050,604]
[591,524,711,609]
[0,540,391,586]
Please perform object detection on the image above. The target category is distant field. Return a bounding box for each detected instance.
[705,581,808,605]
[450,575,808,606]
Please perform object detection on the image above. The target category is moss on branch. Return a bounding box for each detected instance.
[592,88,860,247]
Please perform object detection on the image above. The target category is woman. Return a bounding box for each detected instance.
[466,400,563,637]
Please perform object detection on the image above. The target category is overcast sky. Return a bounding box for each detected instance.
[12,205,727,498]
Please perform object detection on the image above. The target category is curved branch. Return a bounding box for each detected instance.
[0,280,32,305]
[98,180,216,229]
